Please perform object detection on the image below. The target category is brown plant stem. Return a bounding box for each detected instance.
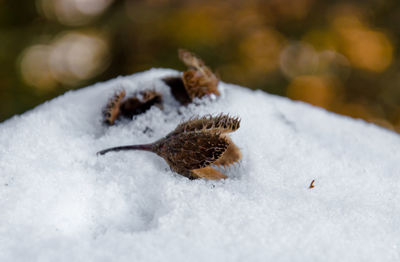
[97,144,153,155]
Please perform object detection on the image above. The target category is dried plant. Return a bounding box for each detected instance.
[103,49,219,125]
[103,90,162,125]
[103,90,126,125]
[179,49,220,99]
[120,90,162,118]
[163,49,220,104]
[98,114,241,180]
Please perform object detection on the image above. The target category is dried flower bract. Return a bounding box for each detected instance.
[98,114,241,180]
[103,90,126,125]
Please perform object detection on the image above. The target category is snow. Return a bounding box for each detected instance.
[1,68,400,261]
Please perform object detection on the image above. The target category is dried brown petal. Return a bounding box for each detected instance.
[178,48,206,68]
[213,136,242,167]
[103,90,126,125]
[191,166,227,180]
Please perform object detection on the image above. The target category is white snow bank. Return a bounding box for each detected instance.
[1,69,400,262]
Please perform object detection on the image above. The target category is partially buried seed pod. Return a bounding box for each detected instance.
[103,89,162,125]
[163,49,220,105]
[97,114,241,180]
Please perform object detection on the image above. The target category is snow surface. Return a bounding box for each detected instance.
[1,69,400,262]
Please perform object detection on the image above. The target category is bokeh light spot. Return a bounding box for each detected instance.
[20,31,110,90]
[333,15,393,73]
[37,0,113,25]
[240,28,286,74]
[20,45,57,91]
[287,75,339,109]
[280,42,318,78]
[49,32,110,84]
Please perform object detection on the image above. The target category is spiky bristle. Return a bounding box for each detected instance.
[103,90,126,125]
[169,114,240,137]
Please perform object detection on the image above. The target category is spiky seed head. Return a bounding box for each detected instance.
[178,49,220,99]
[155,115,241,179]
[98,114,241,180]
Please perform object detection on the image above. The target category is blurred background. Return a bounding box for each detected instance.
[1,0,400,132]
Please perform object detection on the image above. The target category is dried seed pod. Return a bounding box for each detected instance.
[120,90,162,118]
[102,89,162,125]
[179,49,220,99]
[163,49,220,104]
[159,131,229,171]
[97,114,241,180]
[103,90,126,125]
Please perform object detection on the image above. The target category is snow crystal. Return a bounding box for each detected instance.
[1,68,399,261]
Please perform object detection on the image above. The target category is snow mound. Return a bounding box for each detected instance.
[1,69,400,261]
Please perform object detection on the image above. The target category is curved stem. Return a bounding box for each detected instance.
[97,144,153,155]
